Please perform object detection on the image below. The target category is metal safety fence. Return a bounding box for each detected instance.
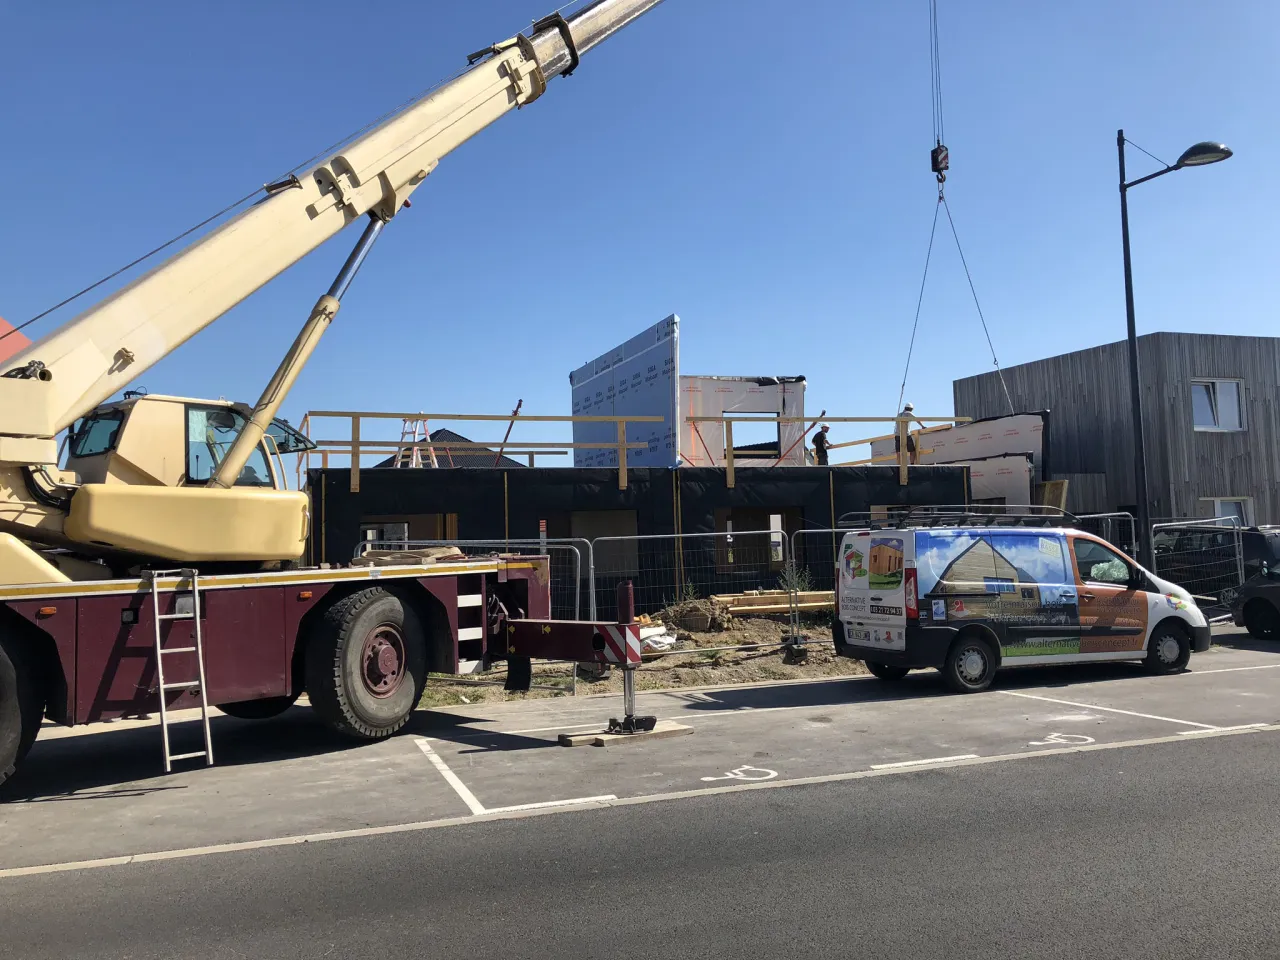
[355,537,592,621]
[1075,512,1138,559]
[1150,518,1244,605]
[788,528,844,595]
[591,530,791,621]
[353,537,593,694]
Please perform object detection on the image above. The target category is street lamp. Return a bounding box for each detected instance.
[1117,130,1232,568]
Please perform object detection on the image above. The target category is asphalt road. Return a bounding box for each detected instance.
[2,729,1277,960]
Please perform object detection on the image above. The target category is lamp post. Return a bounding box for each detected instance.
[1117,130,1232,568]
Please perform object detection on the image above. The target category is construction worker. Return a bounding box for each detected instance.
[894,402,919,463]
[813,423,832,465]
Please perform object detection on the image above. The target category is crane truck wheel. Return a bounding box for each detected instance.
[305,587,428,740]
[0,633,45,788]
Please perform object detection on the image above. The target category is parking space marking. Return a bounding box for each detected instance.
[1028,733,1095,746]
[415,739,485,815]
[701,766,779,782]
[1191,664,1280,675]
[871,754,979,770]
[4,724,1272,881]
[415,739,619,816]
[1179,723,1269,736]
[485,796,618,814]
[1000,691,1218,729]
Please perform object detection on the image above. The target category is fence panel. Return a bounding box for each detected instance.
[354,537,590,621]
[1150,518,1243,603]
[789,527,850,595]
[1075,513,1137,558]
[591,531,790,621]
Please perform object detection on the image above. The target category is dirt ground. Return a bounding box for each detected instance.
[419,608,869,708]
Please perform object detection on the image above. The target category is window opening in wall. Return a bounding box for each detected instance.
[359,514,457,547]
[714,507,800,572]
[1200,497,1251,526]
[1192,379,1243,432]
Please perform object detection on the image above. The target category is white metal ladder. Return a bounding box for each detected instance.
[394,416,438,468]
[147,568,214,772]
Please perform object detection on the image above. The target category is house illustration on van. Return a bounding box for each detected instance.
[868,538,905,589]
[869,541,904,576]
[933,537,1042,604]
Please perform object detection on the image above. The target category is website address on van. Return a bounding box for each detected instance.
[1003,638,1082,658]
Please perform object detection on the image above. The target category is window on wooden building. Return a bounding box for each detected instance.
[1192,379,1244,432]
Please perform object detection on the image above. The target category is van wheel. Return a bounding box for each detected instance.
[942,634,997,693]
[305,588,428,740]
[1144,621,1191,674]
[864,661,909,681]
[0,634,44,788]
[1244,600,1280,641]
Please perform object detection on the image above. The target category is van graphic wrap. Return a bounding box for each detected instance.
[836,523,1209,685]
[1069,535,1148,653]
[837,532,906,651]
[842,544,867,583]
[868,538,904,589]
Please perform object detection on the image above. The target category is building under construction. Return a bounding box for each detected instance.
[307,462,969,567]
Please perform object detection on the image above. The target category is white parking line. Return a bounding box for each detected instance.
[414,739,485,815]
[486,796,618,814]
[2,724,1273,880]
[871,754,979,770]
[1191,663,1280,675]
[415,739,619,816]
[1179,723,1269,735]
[1000,691,1218,729]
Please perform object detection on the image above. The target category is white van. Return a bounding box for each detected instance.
[832,524,1210,692]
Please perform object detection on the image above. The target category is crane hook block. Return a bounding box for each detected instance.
[931,143,949,183]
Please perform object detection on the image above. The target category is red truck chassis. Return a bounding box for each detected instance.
[0,552,634,782]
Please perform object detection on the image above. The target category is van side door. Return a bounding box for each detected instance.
[916,530,1000,635]
[986,531,1083,659]
[1069,535,1148,653]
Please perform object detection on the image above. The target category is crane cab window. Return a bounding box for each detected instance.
[69,411,124,458]
[186,405,273,487]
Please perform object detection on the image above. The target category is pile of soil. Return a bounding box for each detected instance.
[418,613,868,708]
[657,598,733,634]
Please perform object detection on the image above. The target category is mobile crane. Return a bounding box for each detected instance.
[0,0,663,786]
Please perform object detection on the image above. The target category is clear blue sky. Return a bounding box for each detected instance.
[1,0,1274,456]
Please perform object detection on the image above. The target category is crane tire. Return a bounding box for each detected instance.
[305,587,427,741]
[0,634,44,789]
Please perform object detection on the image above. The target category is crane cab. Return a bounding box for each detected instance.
[63,394,313,491]
[49,394,316,565]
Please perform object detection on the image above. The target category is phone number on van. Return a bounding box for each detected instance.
[869,604,903,616]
